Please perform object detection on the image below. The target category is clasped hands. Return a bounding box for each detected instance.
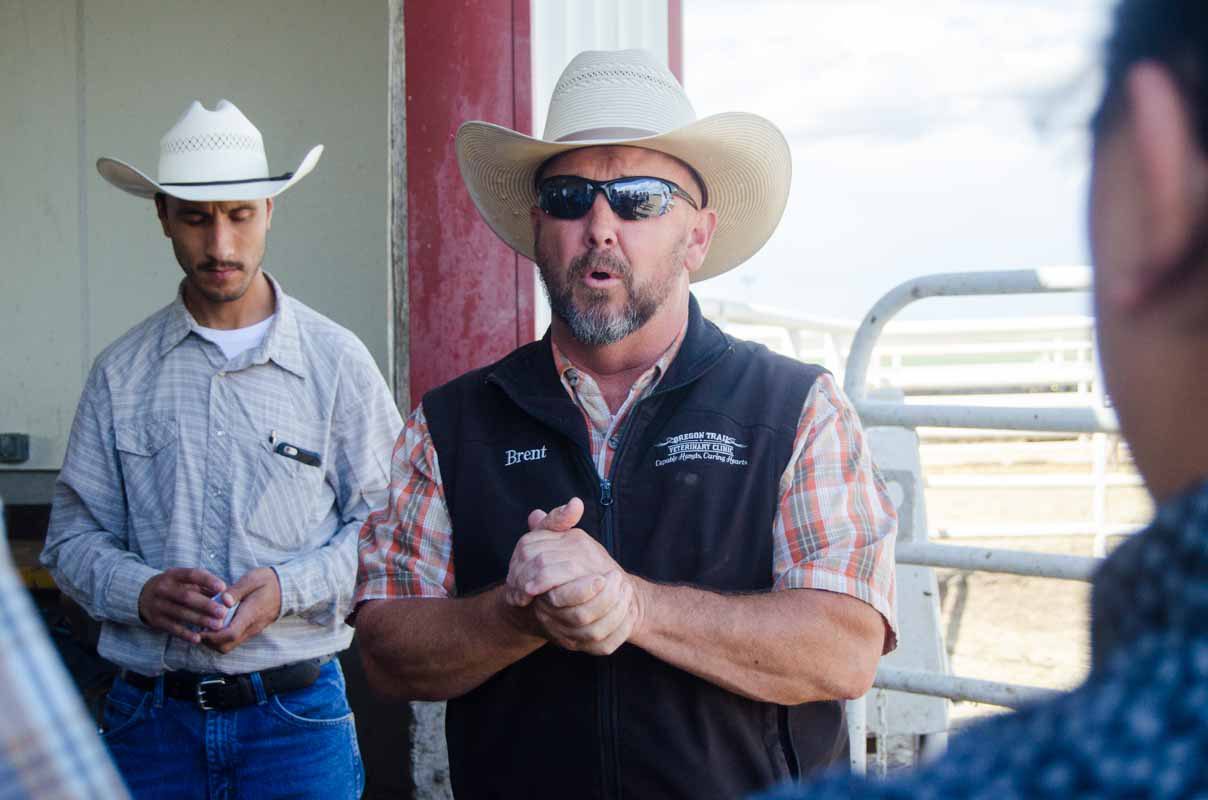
[137,566,282,654]
[504,497,643,655]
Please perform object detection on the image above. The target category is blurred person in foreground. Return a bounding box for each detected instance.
[0,499,130,800]
[767,0,1208,797]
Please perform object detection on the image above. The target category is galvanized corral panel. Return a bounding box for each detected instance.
[865,425,951,738]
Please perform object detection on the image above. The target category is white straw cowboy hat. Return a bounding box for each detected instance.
[456,49,791,282]
[97,99,323,201]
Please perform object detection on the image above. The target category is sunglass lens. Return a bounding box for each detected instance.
[539,177,595,219]
[608,178,670,220]
[538,176,678,220]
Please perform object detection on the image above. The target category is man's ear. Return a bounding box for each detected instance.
[154,193,171,237]
[1124,62,1208,304]
[264,197,274,231]
[682,208,719,277]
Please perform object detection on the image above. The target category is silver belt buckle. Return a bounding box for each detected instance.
[196,677,226,711]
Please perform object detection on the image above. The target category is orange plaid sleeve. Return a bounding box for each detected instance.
[774,374,899,653]
[353,403,456,610]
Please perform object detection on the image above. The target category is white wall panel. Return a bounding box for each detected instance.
[1,2,85,473]
[1,0,387,475]
[531,0,670,137]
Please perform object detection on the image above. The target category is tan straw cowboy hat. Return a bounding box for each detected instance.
[97,99,323,202]
[456,49,791,282]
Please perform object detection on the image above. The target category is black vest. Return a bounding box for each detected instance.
[425,296,845,799]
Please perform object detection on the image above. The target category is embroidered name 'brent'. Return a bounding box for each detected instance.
[654,431,749,468]
[505,446,548,467]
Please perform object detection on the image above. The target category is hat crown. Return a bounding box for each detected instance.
[543,49,697,142]
[157,99,269,184]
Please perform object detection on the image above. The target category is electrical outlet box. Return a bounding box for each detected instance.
[0,434,30,464]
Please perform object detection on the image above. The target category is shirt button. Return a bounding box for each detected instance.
[607,435,620,449]
[566,370,579,386]
[216,430,225,437]
[216,371,226,378]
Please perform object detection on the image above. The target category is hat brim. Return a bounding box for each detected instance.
[455,113,790,282]
[96,145,324,202]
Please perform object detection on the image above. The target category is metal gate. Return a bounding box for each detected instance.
[841,268,1123,774]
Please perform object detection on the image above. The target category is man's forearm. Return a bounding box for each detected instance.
[355,587,546,701]
[42,489,157,627]
[48,539,157,627]
[629,580,884,705]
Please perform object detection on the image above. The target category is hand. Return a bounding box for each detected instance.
[504,498,587,607]
[533,570,641,655]
[199,567,282,654]
[138,568,230,644]
[506,497,642,655]
[507,502,619,606]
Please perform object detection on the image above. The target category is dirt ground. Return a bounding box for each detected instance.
[934,538,1097,724]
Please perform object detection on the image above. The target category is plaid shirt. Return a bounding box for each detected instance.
[42,275,402,676]
[0,503,130,800]
[356,335,898,650]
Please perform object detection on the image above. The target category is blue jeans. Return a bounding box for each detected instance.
[102,660,364,800]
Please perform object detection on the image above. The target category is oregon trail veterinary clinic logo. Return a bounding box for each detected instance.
[654,431,748,468]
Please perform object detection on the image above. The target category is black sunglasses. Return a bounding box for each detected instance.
[536,175,701,221]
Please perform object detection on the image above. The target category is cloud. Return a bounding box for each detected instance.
[683,0,1111,318]
[685,0,1111,146]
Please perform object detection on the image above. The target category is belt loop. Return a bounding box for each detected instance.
[250,671,268,705]
[153,675,166,708]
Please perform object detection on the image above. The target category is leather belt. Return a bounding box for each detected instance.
[122,654,335,711]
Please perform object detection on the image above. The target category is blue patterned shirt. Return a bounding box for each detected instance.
[762,479,1208,799]
[42,275,402,676]
[0,501,130,800]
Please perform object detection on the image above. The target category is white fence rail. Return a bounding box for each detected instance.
[701,269,1133,550]
[706,268,1131,775]
[699,288,1097,396]
[874,667,1061,710]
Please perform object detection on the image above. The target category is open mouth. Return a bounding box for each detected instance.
[583,269,619,288]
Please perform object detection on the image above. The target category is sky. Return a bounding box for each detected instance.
[683,0,1115,320]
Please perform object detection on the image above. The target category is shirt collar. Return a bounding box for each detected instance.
[550,317,687,406]
[156,272,307,380]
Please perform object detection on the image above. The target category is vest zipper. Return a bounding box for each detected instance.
[593,468,620,799]
[587,350,729,799]
[596,418,637,800]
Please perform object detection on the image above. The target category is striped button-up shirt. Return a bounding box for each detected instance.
[1,503,130,800]
[356,332,898,651]
[43,275,402,676]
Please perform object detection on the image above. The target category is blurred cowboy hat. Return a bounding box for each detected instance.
[456,48,791,282]
[97,99,323,202]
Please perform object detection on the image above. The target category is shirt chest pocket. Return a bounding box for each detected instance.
[244,421,330,553]
[114,416,179,528]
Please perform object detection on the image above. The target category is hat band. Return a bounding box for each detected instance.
[160,170,294,188]
[554,126,660,142]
